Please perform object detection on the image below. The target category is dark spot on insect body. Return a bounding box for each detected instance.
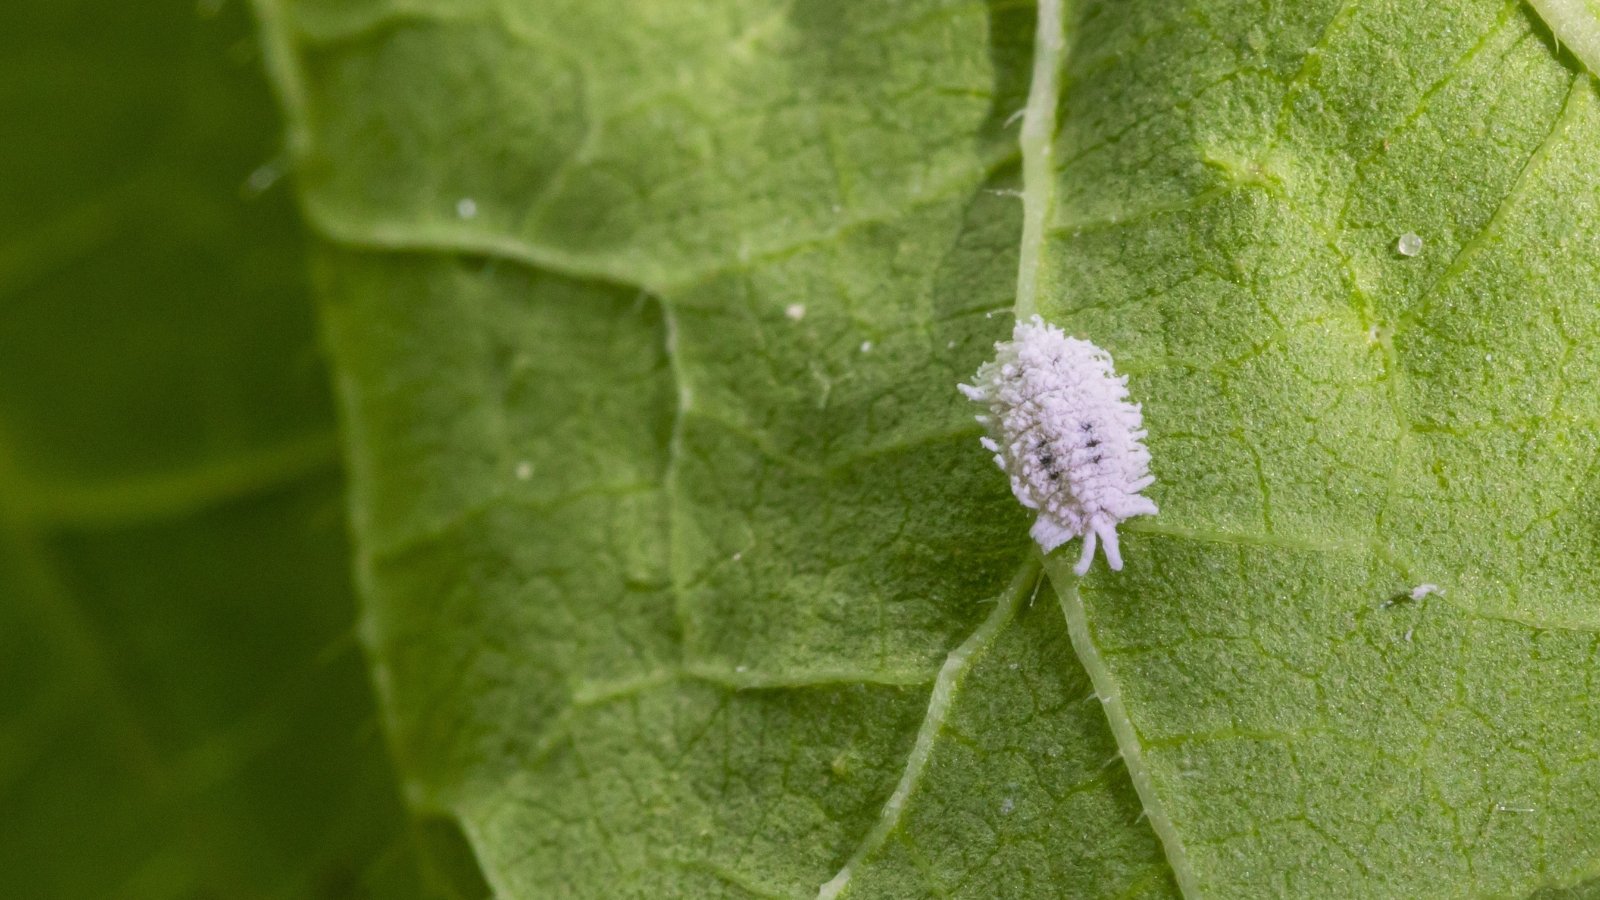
[1086,439,1100,448]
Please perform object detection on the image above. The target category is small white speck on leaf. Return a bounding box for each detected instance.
[961,316,1158,575]
[999,798,1016,815]
[1409,583,1442,602]
[1396,231,1423,257]
[784,303,806,322]
[731,551,743,562]
[1494,802,1536,814]
[735,665,749,674]
[456,198,479,220]
[947,340,957,349]
[859,340,873,353]
[242,160,284,197]
[514,461,533,481]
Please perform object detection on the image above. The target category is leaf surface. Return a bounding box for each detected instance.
[1038,0,1600,895]
[262,0,1600,896]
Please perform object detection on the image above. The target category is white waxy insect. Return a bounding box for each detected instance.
[959,316,1157,575]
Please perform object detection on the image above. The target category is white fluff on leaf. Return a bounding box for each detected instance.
[959,316,1158,575]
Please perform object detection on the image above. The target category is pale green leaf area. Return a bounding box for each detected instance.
[0,1,464,897]
[1044,0,1600,896]
[260,0,1600,897]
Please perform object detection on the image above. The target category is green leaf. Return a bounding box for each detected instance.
[260,0,1600,896]
[1041,0,1600,895]
[0,1,460,896]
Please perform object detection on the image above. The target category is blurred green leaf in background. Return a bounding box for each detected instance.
[0,1,471,896]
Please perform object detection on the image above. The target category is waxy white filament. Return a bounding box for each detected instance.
[960,316,1158,575]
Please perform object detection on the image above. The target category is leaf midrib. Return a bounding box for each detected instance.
[1014,0,1201,894]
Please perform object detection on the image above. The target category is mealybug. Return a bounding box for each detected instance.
[959,316,1157,575]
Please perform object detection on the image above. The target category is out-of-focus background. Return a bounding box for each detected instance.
[0,2,466,895]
